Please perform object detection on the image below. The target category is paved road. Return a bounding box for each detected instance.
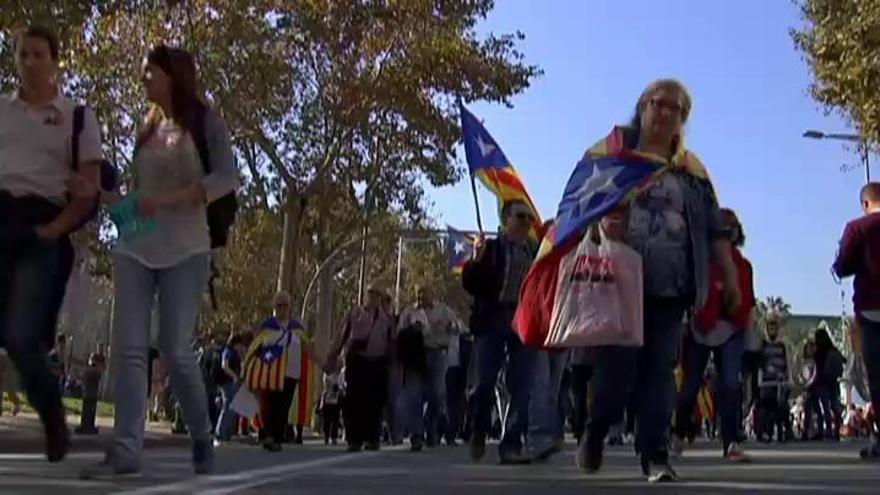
[1,438,878,494]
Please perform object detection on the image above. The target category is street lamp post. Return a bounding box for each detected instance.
[803,130,871,184]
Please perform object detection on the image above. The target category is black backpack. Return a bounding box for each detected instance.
[191,103,238,249]
[131,103,238,248]
[71,105,119,231]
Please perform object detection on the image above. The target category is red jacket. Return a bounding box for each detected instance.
[694,247,755,332]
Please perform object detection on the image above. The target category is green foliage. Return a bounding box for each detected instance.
[0,1,538,329]
[792,0,880,144]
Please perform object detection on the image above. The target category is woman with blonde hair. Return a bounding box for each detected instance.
[568,79,740,482]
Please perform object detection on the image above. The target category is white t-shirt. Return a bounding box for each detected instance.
[398,303,460,349]
[286,330,302,379]
[0,92,103,203]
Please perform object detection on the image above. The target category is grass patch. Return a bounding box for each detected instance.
[12,392,114,418]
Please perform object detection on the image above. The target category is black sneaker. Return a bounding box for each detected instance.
[470,433,487,463]
[534,444,562,462]
[499,449,531,465]
[859,442,880,461]
[648,464,678,483]
[576,435,603,473]
[347,442,363,452]
[411,435,424,452]
[365,441,381,451]
[45,415,71,463]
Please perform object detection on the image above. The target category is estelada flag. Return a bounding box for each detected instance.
[514,126,714,345]
[447,226,477,274]
[243,317,305,392]
[460,102,544,239]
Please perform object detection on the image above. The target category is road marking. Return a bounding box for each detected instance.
[113,447,405,495]
[0,452,104,461]
[0,476,104,489]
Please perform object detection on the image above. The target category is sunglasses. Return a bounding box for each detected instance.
[649,97,684,116]
[514,212,534,221]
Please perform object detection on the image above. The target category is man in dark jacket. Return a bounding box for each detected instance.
[462,200,537,465]
[833,182,880,460]
[756,316,791,443]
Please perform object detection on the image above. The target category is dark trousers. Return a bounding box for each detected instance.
[205,381,220,432]
[468,307,535,454]
[802,387,825,438]
[756,392,789,441]
[817,385,842,438]
[587,298,686,463]
[446,365,467,441]
[0,228,66,431]
[344,353,389,446]
[259,377,298,444]
[674,331,744,452]
[322,403,341,442]
[569,364,594,441]
[79,397,99,433]
[859,316,880,436]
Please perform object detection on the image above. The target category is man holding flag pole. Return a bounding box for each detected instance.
[459,103,543,465]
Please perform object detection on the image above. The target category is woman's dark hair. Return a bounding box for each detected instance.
[720,208,746,247]
[136,45,204,148]
[18,25,60,61]
[813,328,837,369]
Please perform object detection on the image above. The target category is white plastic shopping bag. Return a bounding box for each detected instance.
[230,386,260,418]
[544,228,643,348]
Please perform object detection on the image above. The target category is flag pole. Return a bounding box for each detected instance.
[469,172,485,234]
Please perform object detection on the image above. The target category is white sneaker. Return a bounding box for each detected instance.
[724,442,752,463]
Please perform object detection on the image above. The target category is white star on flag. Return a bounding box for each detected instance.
[579,163,621,199]
[474,133,497,158]
[454,241,466,254]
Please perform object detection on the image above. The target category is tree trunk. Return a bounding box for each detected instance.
[277,193,308,301]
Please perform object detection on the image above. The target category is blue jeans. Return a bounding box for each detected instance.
[216,381,240,441]
[587,298,687,462]
[0,233,65,428]
[111,253,211,470]
[424,348,447,442]
[468,307,535,454]
[674,331,744,451]
[528,349,569,452]
[397,367,426,438]
[397,348,447,442]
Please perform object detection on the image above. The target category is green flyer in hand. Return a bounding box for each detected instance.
[109,194,156,241]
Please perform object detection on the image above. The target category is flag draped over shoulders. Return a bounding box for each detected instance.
[243,317,306,392]
[514,126,712,339]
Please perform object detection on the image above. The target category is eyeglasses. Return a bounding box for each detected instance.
[649,98,684,116]
[514,212,534,222]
